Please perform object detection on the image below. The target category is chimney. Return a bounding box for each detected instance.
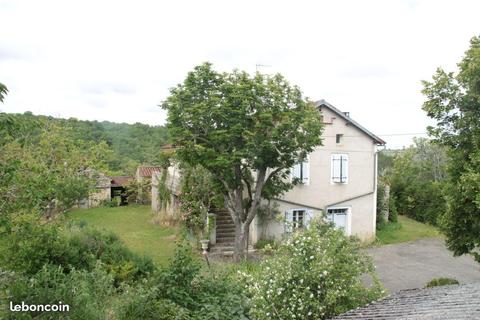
[343,112,350,117]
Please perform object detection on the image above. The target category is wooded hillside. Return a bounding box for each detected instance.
[0,111,169,175]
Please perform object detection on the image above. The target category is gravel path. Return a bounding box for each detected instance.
[366,238,480,293]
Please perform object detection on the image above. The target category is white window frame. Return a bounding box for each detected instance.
[326,206,351,235]
[285,208,313,233]
[331,153,348,184]
[291,155,310,185]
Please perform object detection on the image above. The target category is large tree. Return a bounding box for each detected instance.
[162,63,323,260]
[422,35,480,262]
[0,82,7,103]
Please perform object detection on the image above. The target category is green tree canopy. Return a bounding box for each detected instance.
[162,63,323,260]
[422,35,480,262]
[0,82,7,103]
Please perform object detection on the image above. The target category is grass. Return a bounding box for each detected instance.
[375,215,441,245]
[67,205,177,265]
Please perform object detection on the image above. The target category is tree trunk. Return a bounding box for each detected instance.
[232,220,251,262]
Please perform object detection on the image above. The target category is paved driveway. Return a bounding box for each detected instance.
[366,238,480,293]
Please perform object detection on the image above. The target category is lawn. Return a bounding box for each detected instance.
[375,215,441,245]
[67,205,177,265]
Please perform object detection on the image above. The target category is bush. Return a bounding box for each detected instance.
[240,220,384,319]
[0,263,114,320]
[425,277,459,288]
[115,241,250,319]
[115,284,189,320]
[388,197,398,223]
[65,224,156,284]
[376,183,388,230]
[0,216,156,284]
[0,214,70,275]
[254,238,277,250]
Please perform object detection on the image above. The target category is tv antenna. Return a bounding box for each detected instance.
[255,64,271,72]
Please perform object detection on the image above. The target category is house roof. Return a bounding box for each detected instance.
[315,100,386,145]
[137,166,162,178]
[110,176,133,187]
[332,282,480,320]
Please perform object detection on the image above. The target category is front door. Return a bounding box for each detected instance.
[326,208,349,234]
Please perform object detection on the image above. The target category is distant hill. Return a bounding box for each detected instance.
[0,111,169,175]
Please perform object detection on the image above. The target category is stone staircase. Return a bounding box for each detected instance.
[212,210,235,254]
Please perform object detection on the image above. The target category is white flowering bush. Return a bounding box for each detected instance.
[240,220,384,319]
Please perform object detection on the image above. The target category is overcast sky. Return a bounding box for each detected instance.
[0,0,478,148]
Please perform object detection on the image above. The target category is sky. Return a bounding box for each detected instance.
[0,0,479,149]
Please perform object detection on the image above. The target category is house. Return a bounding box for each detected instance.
[110,176,133,205]
[83,173,133,208]
[151,100,386,246]
[332,282,480,319]
[136,166,162,204]
[249,100,386,243]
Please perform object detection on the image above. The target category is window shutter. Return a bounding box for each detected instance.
[332,154,348,183]
[331,155,341,183]
[292,163,301,181]
[302,157,310,185]
[304,210,313,228]
[341,155,348,183]
[285,210,293,233]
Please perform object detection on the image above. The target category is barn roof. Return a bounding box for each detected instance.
[332,282,480,319]
[110,176,133,187]
[137,166,162,178]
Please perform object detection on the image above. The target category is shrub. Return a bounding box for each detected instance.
[0,263,114,320]
[115,241,250,319]
[240,220,384,319]
[1,216,155,284]
[388,197,398,223]
[115,284,189,320]
[65,224,156,284]
[425,277,459,288]
[254,238,277,250]
[0,214,70,275]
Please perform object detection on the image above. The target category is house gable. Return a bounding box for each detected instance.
[315,99,386,146]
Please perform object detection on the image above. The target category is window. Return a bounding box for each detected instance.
[336,134,343,144]
[292,209,305,229]
[331,154,348,183]
[292,156,310,185]
[327,208,349,233]
[285,209,312,232]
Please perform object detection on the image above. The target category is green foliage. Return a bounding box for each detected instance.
[425,277,459,288]
[240,220,384,319]
[157,168,172,212]
[0,121,112,225]
[376,182,388,229]
[388,138,447,225]
[0,111,169,175]
[124,178,151,204]
[422,35,480,262]
[375,215,440,245]
[162,62,323,259]
[0,215,155,284]
[0,264,114,320]
[0,214,69,275]
[388,197,398,223]
[179,164,222,236]
[0,82,7,103]
[253,238,277,250]
[115,241,250,319]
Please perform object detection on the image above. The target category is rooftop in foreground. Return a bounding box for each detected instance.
[333,282,480,320]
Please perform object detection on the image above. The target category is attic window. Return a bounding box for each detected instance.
[336,134,343,144]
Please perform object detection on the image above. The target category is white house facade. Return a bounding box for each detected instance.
[250,100,386,243]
